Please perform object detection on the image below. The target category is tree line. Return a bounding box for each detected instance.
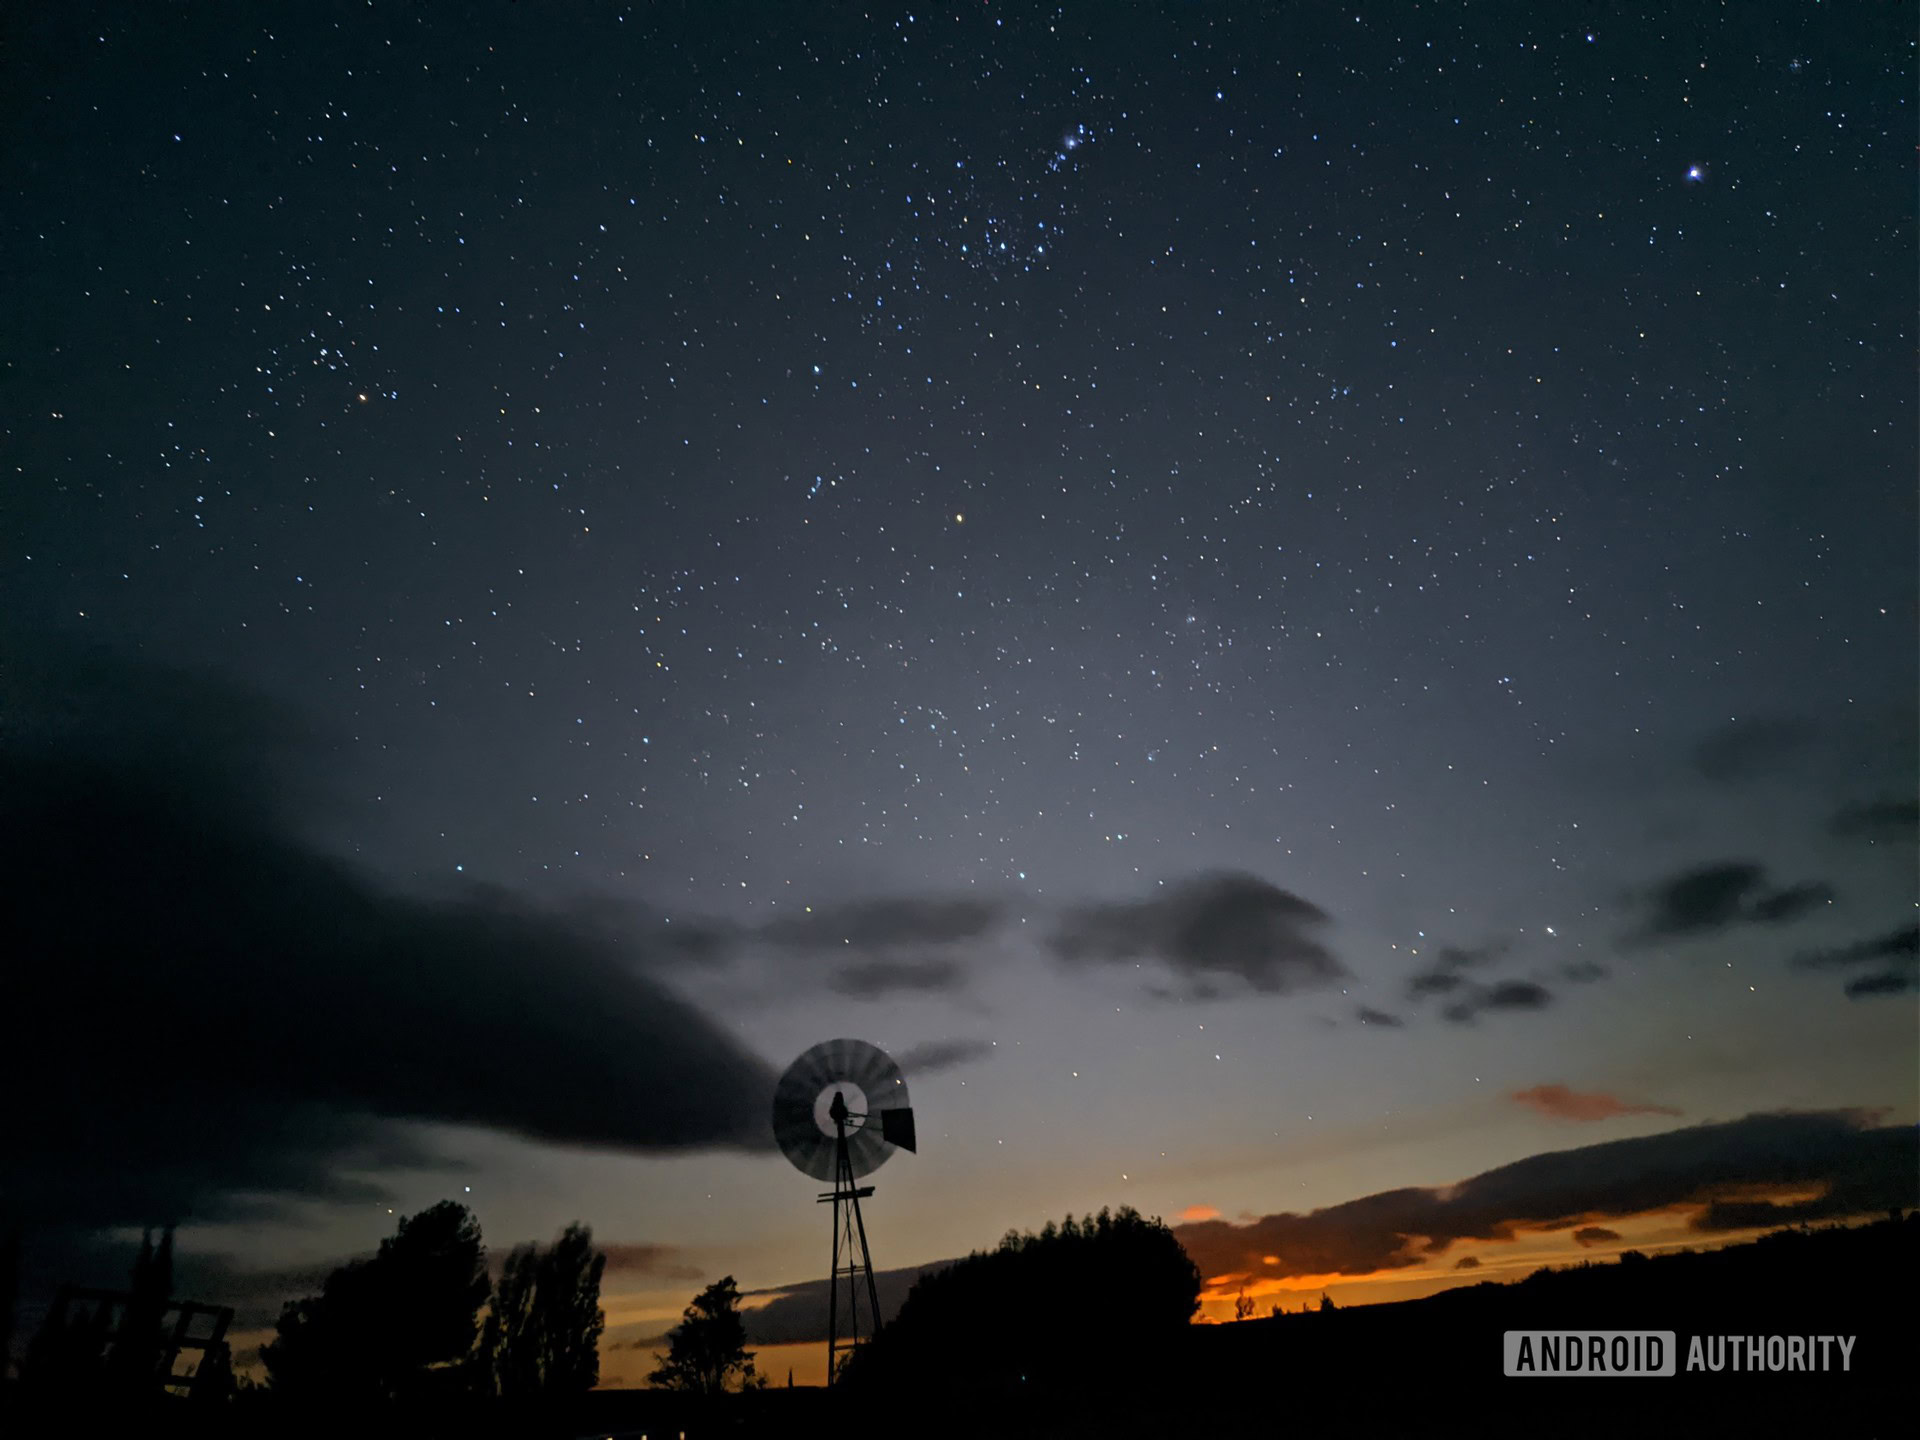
[261,1201,605,1403]
[14,1201,612,1409]
[9,1199,1207,1418]
[842,1205,1200,1394]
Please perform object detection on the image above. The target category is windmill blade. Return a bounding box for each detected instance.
[770,1038,915,1181]
[771,1060,839,1181]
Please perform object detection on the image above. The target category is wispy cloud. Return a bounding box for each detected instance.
[600,1243,705,1282]
[1355,1006,1405,1028]
[758,896,1004,953]
[1828,798,1919,842]
[830,958,966,998]
[1791,922,1919,1000]
[895,1038,995,1073]
[1442,979,1553,1025]
[1510,1084,1682,1123]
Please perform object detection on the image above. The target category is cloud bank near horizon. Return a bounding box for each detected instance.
[1173,1110,1916,1286]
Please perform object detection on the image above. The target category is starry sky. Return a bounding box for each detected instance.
[4,1,1915,1386]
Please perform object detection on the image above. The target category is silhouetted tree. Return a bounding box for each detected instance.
[262,1200,490,1404]
[1318,1291,1336,1312]
[190,1339,236,1403]
[21,1293,113,1393]
[648,1276,758,1396]
[1234,1288,1256,1321]
[1,1229,17,1383]
[841,1205,1200,1396]
[481,1243,540,1398]
[106,1225,174,1393]
[19,1226,178,1400]
[480,1222,606,1397]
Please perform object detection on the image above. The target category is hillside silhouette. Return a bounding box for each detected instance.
[817,1210,1914,1438]
[1176,1214,1915,1440]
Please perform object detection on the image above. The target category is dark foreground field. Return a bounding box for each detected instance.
[5,1216,1913,1439]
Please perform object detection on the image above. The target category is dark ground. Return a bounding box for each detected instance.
[4,1216,1912,1438]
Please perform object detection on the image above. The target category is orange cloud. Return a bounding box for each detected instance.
[1179,1204,1222,1222]
[1510,1083,1682,1122]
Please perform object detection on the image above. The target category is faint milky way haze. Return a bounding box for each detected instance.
[4,0,1913,1383]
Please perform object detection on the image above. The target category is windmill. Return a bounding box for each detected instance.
[771,1038,917,1383]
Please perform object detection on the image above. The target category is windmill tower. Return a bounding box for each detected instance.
[771,1039,917,1384]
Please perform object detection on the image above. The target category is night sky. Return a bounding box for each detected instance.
[5,1,1915,1386]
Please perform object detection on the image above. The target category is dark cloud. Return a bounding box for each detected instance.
[1442,980,1552,1024]
[1793,924,1919,1000]
[1845,970,1917,1000]
[1484,980,1553,1011]
[1050,872,1345,998]
[758,896,1002,953]
[1406,938,1515,1003]
[742,895,1001,1001]
[1572,1225,1622,1248]
[1355,1007,1404,1028]
[829,958,965,998]
[1173,1110,1916,1283]
[1635,861,1765,935]
[574,890,1011,986]
[1560,961,1609,984]
[1510,1085,1682,1123]
[833,963,967,998]
[2,643,777,1234]
[600,1243,704,1282]
[558,896,739,969]
[738,1261,951,1344]
[8,1231,362,1338]
[1434,942,1510,970]
[1627,861,1834,942]
[1691,716,1817,783]
[895,1038,995,1073]
[168,1252,358,1331]
[1747,880,1836,924]
[1793,924,1919,971]
[1828,797,1920,842]
[1453,1255,1481,1270]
